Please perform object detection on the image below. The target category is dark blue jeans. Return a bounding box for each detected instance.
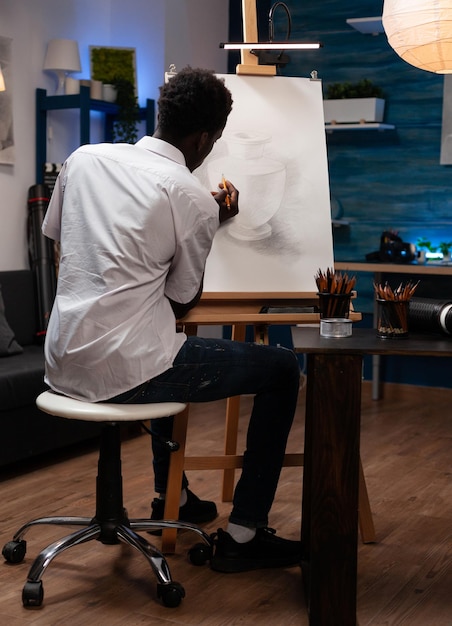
[109,336,300,528]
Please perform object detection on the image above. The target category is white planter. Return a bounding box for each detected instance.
[102,84,117,102]
[323,97,385,124]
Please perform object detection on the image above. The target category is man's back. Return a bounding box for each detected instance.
[42,138,218,401]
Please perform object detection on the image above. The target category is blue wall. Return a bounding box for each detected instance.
[230,0,452,312]
[229,1,452,387]
[280,0,450,260]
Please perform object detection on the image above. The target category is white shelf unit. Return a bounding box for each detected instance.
[346,17,384,35]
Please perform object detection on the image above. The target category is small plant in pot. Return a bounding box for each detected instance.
[416,236,437,263]
[324,79,385,100]
[323,79,386,124]
[439,240,452,261]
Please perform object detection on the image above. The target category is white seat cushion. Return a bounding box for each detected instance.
[36,390,187,422]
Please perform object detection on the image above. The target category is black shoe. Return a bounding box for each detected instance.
[210,527,302,573]
[151,489,218,525]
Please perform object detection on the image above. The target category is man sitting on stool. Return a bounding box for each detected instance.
[42,67,301,573]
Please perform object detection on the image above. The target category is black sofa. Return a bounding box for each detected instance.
[0,270,102,468]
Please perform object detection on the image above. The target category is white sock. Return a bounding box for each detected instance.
[179,488,188,507]
[158,488,188,508]
[226,522,256,543]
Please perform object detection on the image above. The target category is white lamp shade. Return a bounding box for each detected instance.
[383,0,452,73]
[0,67,5,92]
[43,39,81,73]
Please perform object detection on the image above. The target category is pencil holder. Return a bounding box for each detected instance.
[317,292,351,319]
[376,299,409,338]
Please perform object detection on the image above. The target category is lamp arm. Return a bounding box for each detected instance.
[268,2,292,42]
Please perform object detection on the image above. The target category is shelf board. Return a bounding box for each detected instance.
[325,123,398,146]
[325,122,395,133]
[325,123,395,132]
[346,16,384,35]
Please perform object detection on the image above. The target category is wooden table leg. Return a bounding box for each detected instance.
[301,352,362,626]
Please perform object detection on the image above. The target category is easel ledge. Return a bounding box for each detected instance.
[181,292,360,326]
[201,291,318,300]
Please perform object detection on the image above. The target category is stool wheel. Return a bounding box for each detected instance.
[188,542,211,566]
[22,580,44,607]
[157,581,185,607]
[3,540,27,564]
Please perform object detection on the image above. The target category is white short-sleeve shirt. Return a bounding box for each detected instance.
[42,137,219,401]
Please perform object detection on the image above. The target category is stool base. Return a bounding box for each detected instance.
[2,422,212,608]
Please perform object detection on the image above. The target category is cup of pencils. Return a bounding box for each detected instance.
[374,281,419,339]
[315,268,356,320]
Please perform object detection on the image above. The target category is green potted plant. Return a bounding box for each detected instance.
[110,76,140,144]
[90,46,140,143]
[323,79,386,124]
[416,236,437,263]
[325,79,385,100]
[439,240,452,262]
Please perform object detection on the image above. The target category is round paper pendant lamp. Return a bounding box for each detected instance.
[382,0,452,73]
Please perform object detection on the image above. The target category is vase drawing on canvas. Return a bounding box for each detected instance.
[207,130,286,241]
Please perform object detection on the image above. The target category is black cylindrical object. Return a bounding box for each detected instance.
[27,184,56,339]
[408,297,452,335]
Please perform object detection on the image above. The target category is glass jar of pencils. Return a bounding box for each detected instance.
[317,292,352,319]
[315,268,356,320]
[374,280,418,339]
[376,298,409,338]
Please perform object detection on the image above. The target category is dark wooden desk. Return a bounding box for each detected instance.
[335,262,452,398]
[291,327,452,626]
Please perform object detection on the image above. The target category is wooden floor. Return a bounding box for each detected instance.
[1,381,452,625]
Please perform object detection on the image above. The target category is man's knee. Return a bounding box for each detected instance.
[269,345,300,384]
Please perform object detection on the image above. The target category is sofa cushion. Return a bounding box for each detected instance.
[0,270,38,346]
[0,345,46,410]
[0,286,23,356]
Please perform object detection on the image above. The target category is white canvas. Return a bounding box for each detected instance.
[195,74,334,295]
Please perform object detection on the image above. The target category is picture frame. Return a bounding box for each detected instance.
[89,46,137,94]
[0,35,14,165]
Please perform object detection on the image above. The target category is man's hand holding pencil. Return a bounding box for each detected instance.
[213,175,239,223]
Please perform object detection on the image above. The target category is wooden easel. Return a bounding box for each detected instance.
[178,292,361,495]
[236,0,277,75]
[161,0,375,551]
